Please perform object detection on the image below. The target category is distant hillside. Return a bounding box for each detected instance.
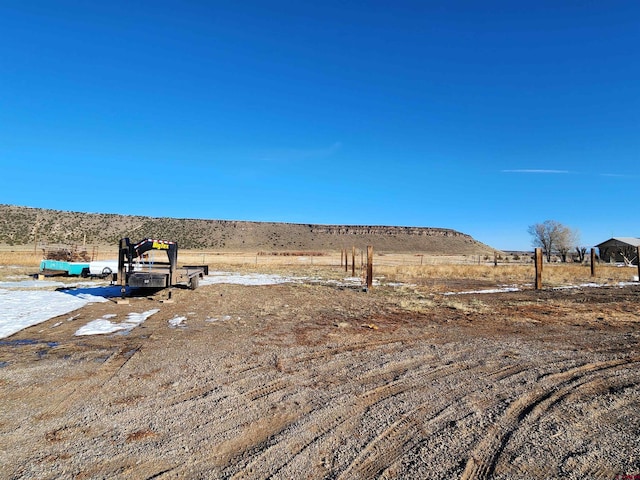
[0,205,495,254]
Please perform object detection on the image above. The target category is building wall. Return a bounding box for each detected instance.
[597,241,639,264]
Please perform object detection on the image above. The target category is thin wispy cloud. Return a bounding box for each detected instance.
[599,173,637,179]
[501,170,638,179]
[502,169,570,174]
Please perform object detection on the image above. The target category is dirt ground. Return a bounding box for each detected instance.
[1,278,639,479]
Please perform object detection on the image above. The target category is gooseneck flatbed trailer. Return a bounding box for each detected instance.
[117,238,207,295]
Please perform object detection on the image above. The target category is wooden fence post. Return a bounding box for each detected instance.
[340,249,344,269]
[637,246,640,282]
[494,251,498,267]
[535,247,543,290]
[591,248,596,277]
[352,246,356,277]
[344,248,348,273]
[366,245,373,291]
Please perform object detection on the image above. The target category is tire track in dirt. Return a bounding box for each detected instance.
[174,345,497,477]
[460,357,640,480]
[337,356,638,479]
[74,457,175,480]
[165,354,456,476]
[224,358,478,479]
[162,347,442,477]
[494,369,640,479]
[244,378,289,401]
[169,384,228,406]
[169,337,416,405]
[166,341,440,417]
[162,355,448,478]
[167,359,277,406]
[158,340,623,479]
[36,344,142,420]
[270,337,425,374]
[336,363,531,479]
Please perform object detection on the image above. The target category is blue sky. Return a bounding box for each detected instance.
[1,1,638,250]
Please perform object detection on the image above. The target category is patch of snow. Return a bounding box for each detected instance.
[205,315,232,323]
[444,280,640,296]
[199,271,410,289]
[320,277,372,287]
[168,316,186,327]
[342,276,363,284]
[74,319,120,336]
[443,286,521,296]
[0,279,110,289]
[75,309,159,336]
[0,288,109,339]
[201,272,295,286]
[553,281,639,291]
[0,280,67,289]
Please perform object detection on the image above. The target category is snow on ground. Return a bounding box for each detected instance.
[443,281,639,296]
[206,315,232,323]
[200,272,296,286]
[322,276,371,287]
[0,279,109,289]
[168,316,187,328]
[75,310,159,336]
[0,273,297,339]
[552,281,639,290]
[443,286,522,296]
[0,288,109,339]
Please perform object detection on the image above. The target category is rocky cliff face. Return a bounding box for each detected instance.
[309,225,466,237]
[0,204,494,254]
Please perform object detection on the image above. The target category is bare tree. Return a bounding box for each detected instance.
[620,247,638,267]
[558,228,580,263]
[528,220,576,262]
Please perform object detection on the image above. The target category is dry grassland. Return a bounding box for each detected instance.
[377,263,637,290]
[0,247,636,290]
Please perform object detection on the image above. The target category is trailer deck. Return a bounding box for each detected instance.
[117,238,207,295]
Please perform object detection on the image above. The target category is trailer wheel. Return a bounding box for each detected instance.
[189,275,199,290]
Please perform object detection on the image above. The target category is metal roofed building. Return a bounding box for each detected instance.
[595,237,640,265]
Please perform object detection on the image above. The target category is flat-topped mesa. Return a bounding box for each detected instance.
[0,204,494,254]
